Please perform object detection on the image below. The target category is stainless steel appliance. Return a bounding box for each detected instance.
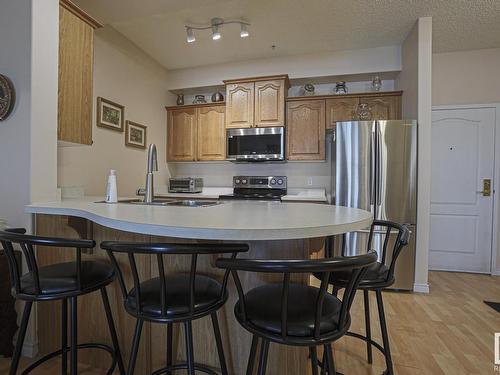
[219,176,287,201]
[331,120,417,290]
[168,177,203,193]
[226,127,285,162]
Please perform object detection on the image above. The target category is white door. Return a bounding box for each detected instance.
[430,107,496,273]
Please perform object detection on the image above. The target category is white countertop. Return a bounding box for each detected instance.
[26,197,371,241]
[149,187,328,202]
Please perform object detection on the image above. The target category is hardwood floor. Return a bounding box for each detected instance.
[1,271,499,374]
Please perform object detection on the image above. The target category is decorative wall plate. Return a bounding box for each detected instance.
[0,74,15,121]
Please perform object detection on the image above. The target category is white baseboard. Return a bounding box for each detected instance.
[492,269,500,276]
[413,283,430,293]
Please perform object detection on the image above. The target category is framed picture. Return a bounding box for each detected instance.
[125,120,147,149]
[97,97,124,132]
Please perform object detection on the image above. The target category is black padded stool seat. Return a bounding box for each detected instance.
[316,262,391,289]
[125,274,225,318]
[20,260,115,296]
[237,283,342,337]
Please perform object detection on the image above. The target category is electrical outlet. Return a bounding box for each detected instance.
[307,177,313,186]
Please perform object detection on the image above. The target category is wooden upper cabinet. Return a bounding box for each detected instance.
[286,100,326,161]
[225,82,254,128]
[359,95,401,120]
[224,75,289,129]
[197,106,226,160]
[255,79,286,127]
[167,108,197,161]
[325,97,359,129]
[58,1,101,145]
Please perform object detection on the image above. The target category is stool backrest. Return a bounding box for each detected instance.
[216,251,377,341]
[0,228,95,296]
[100,241,249,319]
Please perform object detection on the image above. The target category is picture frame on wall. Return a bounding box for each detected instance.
[125,120,147,149]
[97,97,125,132]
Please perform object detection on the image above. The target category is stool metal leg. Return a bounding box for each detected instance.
[166,323,173,375]
[211,312,228,375]
[309,346,319,375]
[324,344,336,375]
[128,319,144,375]
[257,339,269,375]
[70,297,78,375]
[62,299,68,375]
[246,335,259,375]
[184,321,195,375]
[376,289,394,375]
[9,301,32,375]
[101,287,126,375]
[363,289,373,364]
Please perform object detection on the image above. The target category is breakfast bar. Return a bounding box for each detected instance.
[26,198,372,375]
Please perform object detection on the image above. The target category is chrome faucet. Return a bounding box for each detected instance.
[144,143,158,203]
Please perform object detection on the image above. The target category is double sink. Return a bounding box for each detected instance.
[111,198,221,208]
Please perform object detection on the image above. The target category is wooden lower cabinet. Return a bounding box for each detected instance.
[286,100,326,161]
[167,108,197,161]
[197,106,225,160]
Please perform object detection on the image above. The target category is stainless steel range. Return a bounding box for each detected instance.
[219,176,287,201]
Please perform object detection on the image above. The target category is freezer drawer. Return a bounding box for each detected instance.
[332,224,416,290]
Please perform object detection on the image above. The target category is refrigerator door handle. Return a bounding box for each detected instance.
[376,124,383,206]
[370,130,376,205]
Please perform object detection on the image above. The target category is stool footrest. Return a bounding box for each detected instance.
[20,342,117,375]
[151,362,220,375]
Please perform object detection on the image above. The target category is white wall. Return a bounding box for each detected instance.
[166,45,401,90]
[396,17,432,293]
[58,27,175,197]
[433,48,500,106]
[0,0,59,357]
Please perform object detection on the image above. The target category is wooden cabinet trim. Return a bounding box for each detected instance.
[224,74,290,87]
[286,90,403,102]
[59,0,102,29]
[165,102,225,111]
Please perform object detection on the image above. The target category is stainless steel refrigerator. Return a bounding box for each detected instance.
[331,120,417,290]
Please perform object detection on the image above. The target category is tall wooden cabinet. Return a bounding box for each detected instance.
[58,0,101,145]
[286,100,326,161]
[166,103,225,161]
[224,75,289,129]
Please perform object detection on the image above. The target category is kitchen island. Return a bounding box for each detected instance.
[26,198,372,375]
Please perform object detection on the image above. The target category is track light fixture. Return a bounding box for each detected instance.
[185,17,250,43]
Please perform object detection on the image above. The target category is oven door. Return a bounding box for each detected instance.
[226,127,284,161]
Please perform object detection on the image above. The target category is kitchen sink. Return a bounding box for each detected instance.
[165,200,221,207]
[96,199,221,207]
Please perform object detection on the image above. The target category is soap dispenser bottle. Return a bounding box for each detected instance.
[105,170,118,203]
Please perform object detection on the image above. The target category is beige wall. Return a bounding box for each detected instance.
[433,48,500,106]
[58,27,175,197]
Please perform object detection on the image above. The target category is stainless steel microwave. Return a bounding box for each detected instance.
[226,127,285,162]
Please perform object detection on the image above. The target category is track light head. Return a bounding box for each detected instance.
[240,23,249,38]
[186,27,195,43]
[212,25,221,40]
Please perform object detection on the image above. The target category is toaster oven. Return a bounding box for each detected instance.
[168,177,203,193]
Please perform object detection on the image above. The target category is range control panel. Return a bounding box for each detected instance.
[232,176,287,189]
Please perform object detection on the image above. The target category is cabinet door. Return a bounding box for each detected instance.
[197,106,226,161]
[255,80,285,127]
[58,5,94,145]
[286,100,326,161]
[325,97,359,129]
[167,109,197,161]
[225,82,254,128]
[359,95,401,120]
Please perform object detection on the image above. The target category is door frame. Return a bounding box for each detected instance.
[431,103,500,275]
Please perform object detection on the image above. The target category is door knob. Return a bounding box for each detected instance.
[476,179,492,196]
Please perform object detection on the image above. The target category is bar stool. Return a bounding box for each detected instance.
[323,220,410,375]
[0,228,125,375]
[216,251,378,375]
[100,241,249,375]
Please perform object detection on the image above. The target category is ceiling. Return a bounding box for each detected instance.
[73,0,500,71]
